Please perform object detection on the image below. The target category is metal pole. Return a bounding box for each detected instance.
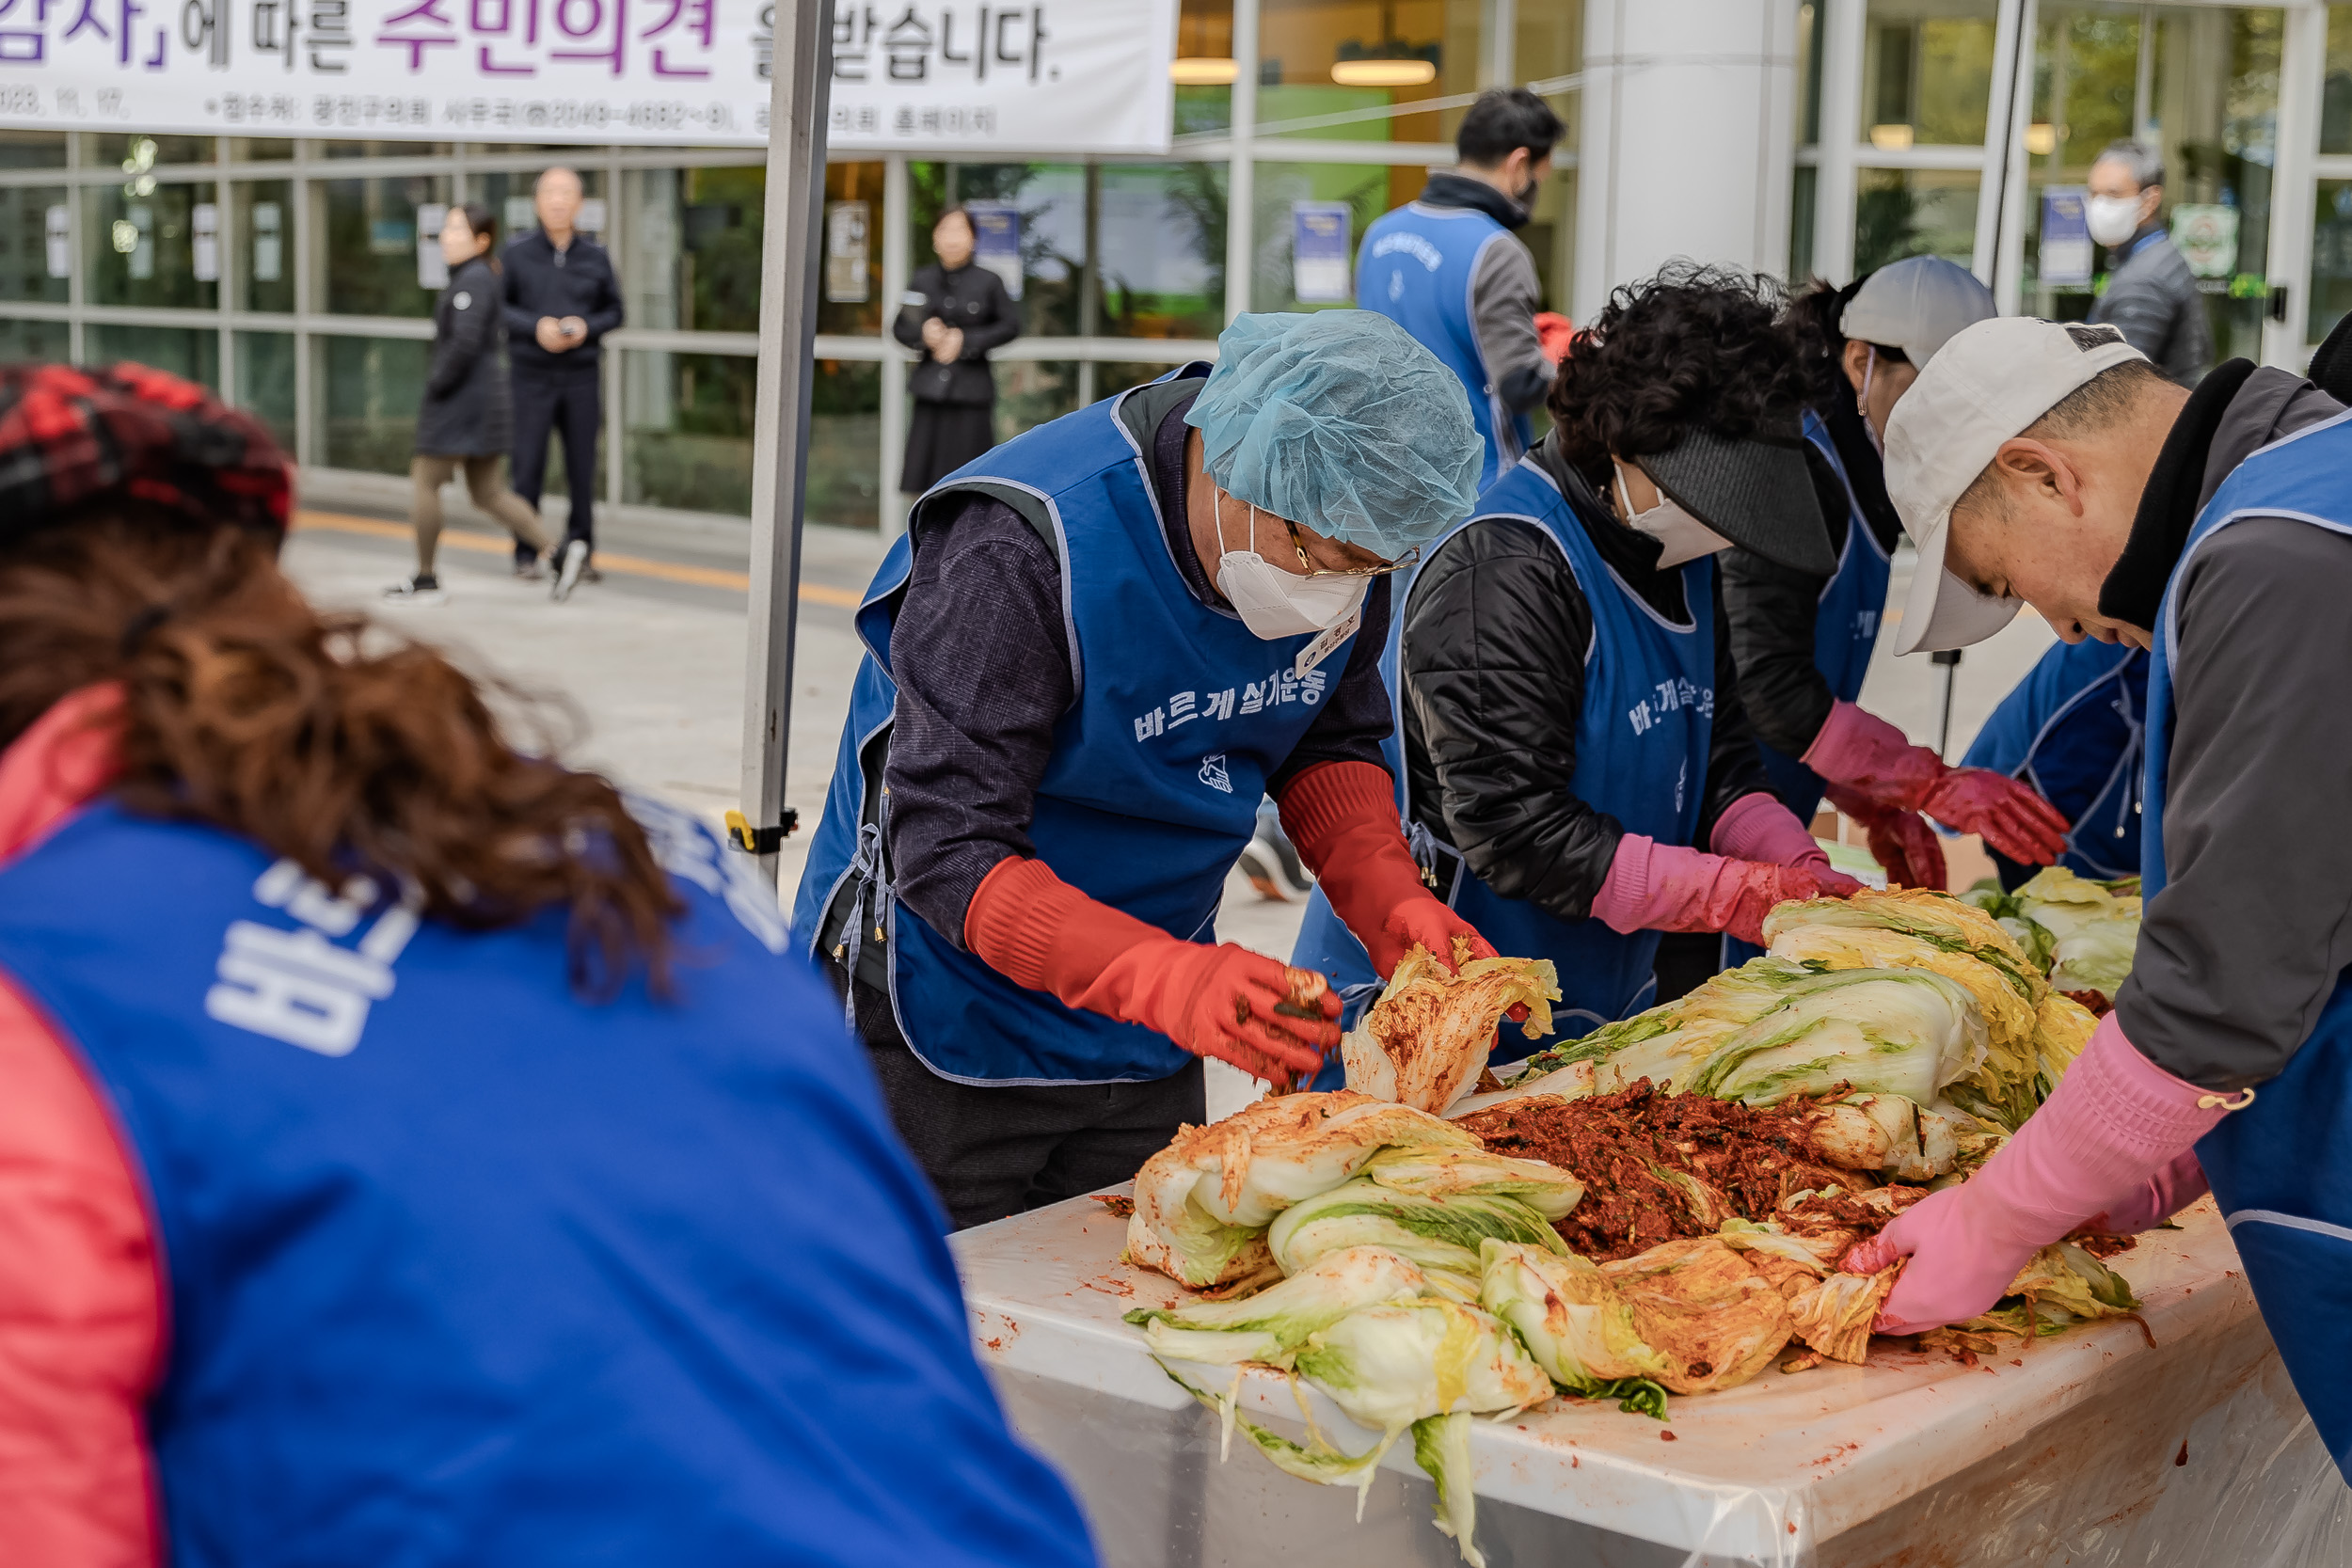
[1932,648,1962,760]
[735,0,834,885]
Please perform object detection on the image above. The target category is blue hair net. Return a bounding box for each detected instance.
[1184,311,1483,558]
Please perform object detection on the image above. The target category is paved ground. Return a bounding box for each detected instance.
[283,507,2058,1120]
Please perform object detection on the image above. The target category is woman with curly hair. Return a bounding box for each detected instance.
[1294,262,1865,1041]
[0,364,1096,1567]
[1721,257,2066,893]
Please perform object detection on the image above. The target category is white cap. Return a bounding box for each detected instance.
[1883,317,2148,655]
[1840,256,1996,368]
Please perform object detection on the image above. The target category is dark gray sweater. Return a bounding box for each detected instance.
[2111,366,2352,1090]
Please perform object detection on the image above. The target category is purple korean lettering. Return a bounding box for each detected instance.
[636,0,707,78]
[547,0,622,74]
[375,0,453,68]
[469,0,538,75]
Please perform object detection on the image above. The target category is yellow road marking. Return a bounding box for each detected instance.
[292,509,864,606]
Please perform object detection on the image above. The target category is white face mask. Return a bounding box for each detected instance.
[1212,489,1371,641]
[1614,464,1731,569]
[2086,194,2144,248]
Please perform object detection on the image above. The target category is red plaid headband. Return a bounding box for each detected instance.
[0,362,292,543]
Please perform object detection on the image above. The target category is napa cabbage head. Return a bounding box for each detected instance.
[1123,1245,1435,1367]
[1359,1144,1585,1221]
[1269,1176,1567,1284]
[1477,1239,1675,1394]
[1293,1299,1553,1433]
[1500,958,1836,1101]
[1684,966,1986,1106]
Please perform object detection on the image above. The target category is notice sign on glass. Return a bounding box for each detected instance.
[0,0,758,145]
[827,199,871,303]
[823,0,1177,155]
[1292,201,1353,303]
[2170,204,2240,279]
[966,199,1023,301]
[2040,187,2092,288]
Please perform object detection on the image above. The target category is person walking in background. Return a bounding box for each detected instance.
[389,203,552,605]
[503,166,622,602]
[895,205,1019,498]
[2085,139,2213,385]
[1356,87,1565,486]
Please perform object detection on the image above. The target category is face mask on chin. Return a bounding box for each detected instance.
[1613,464,1732,569]
[1212,488,1371,641]
[2086,194,2144,248]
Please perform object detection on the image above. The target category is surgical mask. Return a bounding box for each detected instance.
[1614,465,1731,569]
[1213,489,1371,641]
[2086,195,2144,248]
[1856,345,1885,455]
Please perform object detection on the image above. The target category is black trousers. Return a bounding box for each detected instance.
[509,368,599,562]
[825,958,1203,1232]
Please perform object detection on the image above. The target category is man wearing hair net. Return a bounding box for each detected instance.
[795,311,1496,1228]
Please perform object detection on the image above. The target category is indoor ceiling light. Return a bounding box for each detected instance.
[1170,55,1239,85]
[2026,122,2058,155]
[1331,57,1436,87]
[1868,122,1915,151]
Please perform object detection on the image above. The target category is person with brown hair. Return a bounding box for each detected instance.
[0,364,1098,1568]
[394,201,553,604]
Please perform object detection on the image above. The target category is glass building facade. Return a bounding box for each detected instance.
[1,0,2344,534]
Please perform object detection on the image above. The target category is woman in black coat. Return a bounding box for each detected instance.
[390,202,553,603]
[894,205,1020,496]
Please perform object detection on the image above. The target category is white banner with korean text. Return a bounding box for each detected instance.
[0,0,1176,151]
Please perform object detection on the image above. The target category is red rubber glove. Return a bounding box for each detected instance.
[1846,1015,2243,1335]
[1277,761,1498,982]
[964,856,1339,1088]
[1821,784,1947,892]
[1803,699,2070,866]
[1534,311,1575,366]
[1589,836,1851,947]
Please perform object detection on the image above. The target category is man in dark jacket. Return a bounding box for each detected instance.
[502,166,623,600]
[1858,316,2352,1473]
[1355,87,1564,484]
[2085,140,2212,386]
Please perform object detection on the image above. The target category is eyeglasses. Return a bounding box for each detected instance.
[1279,514,1421,578]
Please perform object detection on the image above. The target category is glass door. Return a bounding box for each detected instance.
[2021,4,2284,372]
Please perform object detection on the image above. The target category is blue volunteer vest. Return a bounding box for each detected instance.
[1754,408,1893,824]
[0,800,1096,1568]
[1292,454,1715,1068]
[2140,409,2352,1479]
[791,370,1359,1085]
[1962,638,2146,880]
[1357,201,1532,487]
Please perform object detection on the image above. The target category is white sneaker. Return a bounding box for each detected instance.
[1235,825,1315,902]
[384,574,447,605]
[550,539,590,602]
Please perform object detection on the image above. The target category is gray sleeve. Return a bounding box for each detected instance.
[2087,269,2176,366]
[1469,238,1553,414]
[2115,518,2352,1090]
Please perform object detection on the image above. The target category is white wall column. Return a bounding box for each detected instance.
[1223,0,1261,324]
[1970,0,2029,290]
[1812,0,1865,285]
[2263,1,2328,367]
[1574,0,1801,321]
[1990,0,2037,314]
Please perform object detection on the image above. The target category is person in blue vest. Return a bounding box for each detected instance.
[0,363,1099,1567]
[1292,263,1868,1059]
[1356,87,1565,487]
[1848,321,2352,1476]
[792,311,1497,1231]
[1724,257,2068,892]
[1958,638,2147,888]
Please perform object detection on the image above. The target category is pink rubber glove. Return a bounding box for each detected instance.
[1821,783,1947,892]
[1846,1015,2245,1335]
[1803,699,2070,866]
[1710,791,1867,897]
[1589,836,1852,947]
[2085,1150,2208,1235]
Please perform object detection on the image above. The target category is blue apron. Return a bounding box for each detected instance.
[1292,454,1716,1078]
[792,369,1358,1085]
[2141,409,2352,1477]
[1357,201,1530,488]
[1755,408,1892,824]
[1962,638,2146,880]
[0,800,1096,1568]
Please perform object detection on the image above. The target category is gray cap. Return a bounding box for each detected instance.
[1644,415,1838,578]
[1840,256,1997,368]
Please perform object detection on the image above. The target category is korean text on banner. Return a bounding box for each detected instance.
[0,0,1177,151]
